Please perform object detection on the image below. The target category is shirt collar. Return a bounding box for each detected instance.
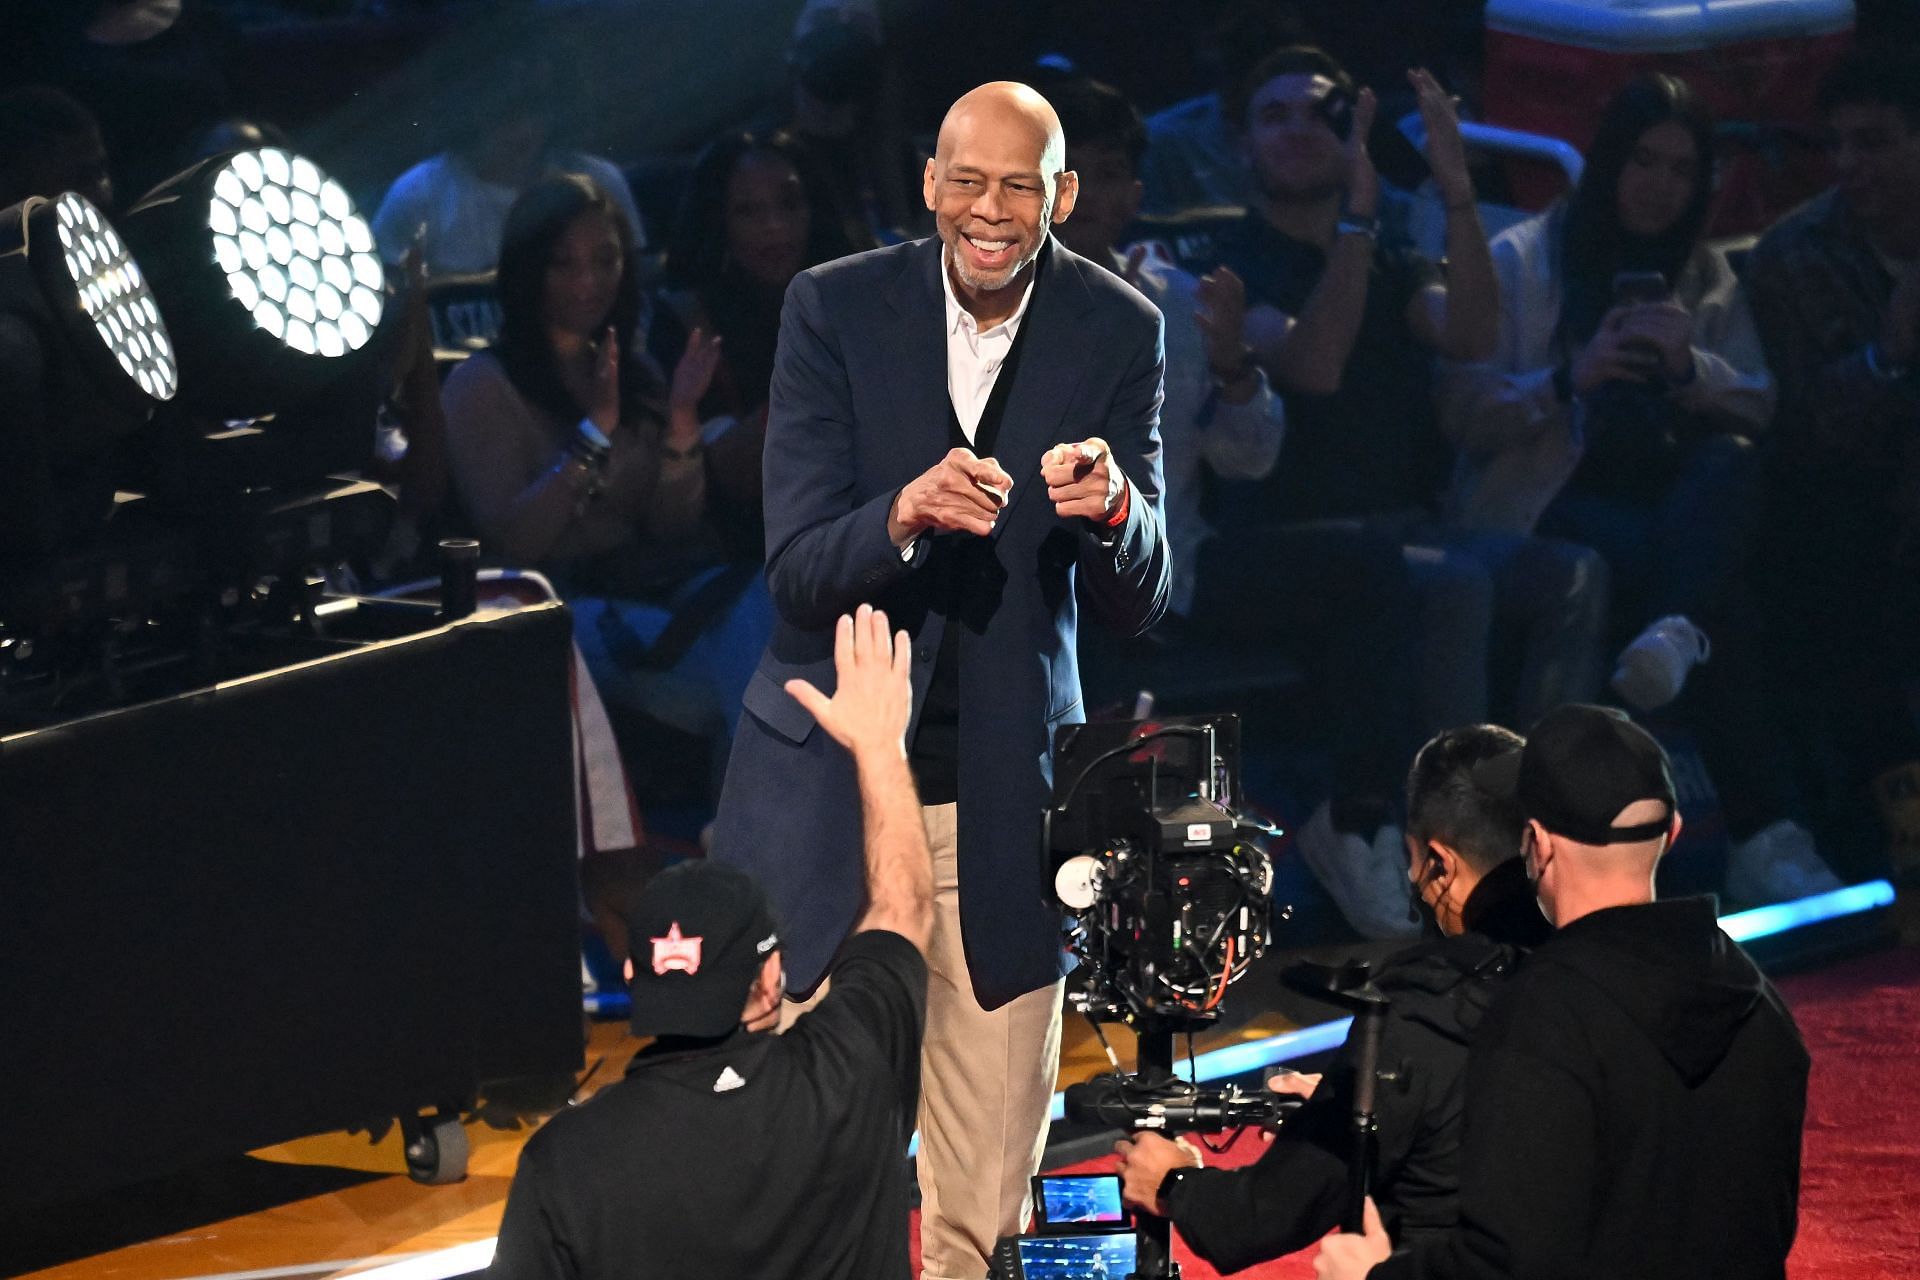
[942,242,1039,338]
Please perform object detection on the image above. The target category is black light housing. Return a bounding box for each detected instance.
[0,192,179,566]
[121,147,386,420]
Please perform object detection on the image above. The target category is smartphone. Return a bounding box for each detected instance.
[1612,270,1669,307]
[1010,1231,1139,1279]
[1031,1173,1128,1231]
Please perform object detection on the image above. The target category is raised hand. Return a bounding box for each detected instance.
[889,447,1014,542]
[1410,67,1473,208]
[1194,266,1250,371]
[1042,437,1127,523]
[783,604,912,760]
[588,325,621,435]
[669,325,725,419]
[1344,87,1381,219]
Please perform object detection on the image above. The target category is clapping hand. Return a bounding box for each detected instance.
[784,605,912,761]
[1344,87,1381,219]
[1409,68,1473,209]
[1195,266,1250,371]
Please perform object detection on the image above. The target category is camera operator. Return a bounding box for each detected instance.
[1113,725,1550,1272]
[489,605,931,1280]
[1317,704,1809,1280]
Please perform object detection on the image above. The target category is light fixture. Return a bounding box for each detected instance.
[121,147,387,420]
[0,190,179,414]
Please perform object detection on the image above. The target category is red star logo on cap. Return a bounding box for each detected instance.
[650,922,703,976]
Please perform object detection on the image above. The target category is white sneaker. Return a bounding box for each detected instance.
[1611,615,1711,712]
[1725,819,1844,906]
[1296,802,1421,940]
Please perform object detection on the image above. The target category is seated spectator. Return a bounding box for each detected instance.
[441,174,769,770]
[0,86,113,212]
[1050,78,1286,624]
[372,56,645,278]
[653,130,872,561]
[1442,73,1837,904]
[489,605,931,1280]
[1745,48,1920,887]
[1137,0,1306,215]
[1054,78,1423,940]
[1209,47,1607,932]
[754,0,923,240]
[1115,724,1549,1274]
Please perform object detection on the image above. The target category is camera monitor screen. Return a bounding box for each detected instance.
[1032,1174,1127,1229]
[1014,1231,1139,1279]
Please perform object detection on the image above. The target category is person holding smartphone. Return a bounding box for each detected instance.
[1437,73,1838,906]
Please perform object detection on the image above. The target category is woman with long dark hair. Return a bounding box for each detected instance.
[443,173,770,763]
[1442,73,1837,904]
[654,130,872,558]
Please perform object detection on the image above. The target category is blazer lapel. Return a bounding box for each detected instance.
[880,238,953,479]
[993,239,1098,523]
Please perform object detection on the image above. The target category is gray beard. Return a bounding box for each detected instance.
[949,230,1047,292]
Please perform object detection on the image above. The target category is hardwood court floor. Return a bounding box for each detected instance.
[15,1005,1308,1280]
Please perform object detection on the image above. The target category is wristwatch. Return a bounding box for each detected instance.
[1209,345,1258,389]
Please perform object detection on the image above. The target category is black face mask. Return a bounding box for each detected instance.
[1407,853,1445,939]
[794,24,881,107]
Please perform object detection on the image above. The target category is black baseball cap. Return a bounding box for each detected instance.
[623,861,781,1038]
[1473,704,1677,845]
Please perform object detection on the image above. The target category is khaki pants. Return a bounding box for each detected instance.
[917,802,1063,1280]
[781,803,1064,1280]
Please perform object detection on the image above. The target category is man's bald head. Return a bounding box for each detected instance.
[935,82,1066,177]
[926,82,1078,303]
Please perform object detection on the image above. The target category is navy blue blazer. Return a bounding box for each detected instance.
[709,235,1172,1009]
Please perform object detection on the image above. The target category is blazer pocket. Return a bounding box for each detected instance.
[742,670,817,746]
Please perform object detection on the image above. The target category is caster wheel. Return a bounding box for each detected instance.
[403,1111,469,1185]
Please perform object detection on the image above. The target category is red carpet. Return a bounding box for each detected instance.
[908,945,1920,1279]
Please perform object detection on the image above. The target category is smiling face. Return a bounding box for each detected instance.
[1244,73,1348,203]
[924,87,1076,299]
[542,208,623,339]
[1614,119,1701,239]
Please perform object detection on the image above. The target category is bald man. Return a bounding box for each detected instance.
[710,82,1171,1277]
[1317,704,1810,1280]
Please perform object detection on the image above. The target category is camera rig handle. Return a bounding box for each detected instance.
[1282,960,1393,1233]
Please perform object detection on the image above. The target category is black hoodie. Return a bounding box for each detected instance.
[1377,896,1809,1280]
[1164,859,1549,1273]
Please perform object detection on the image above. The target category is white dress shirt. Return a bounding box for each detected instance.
[941,247,1037,445]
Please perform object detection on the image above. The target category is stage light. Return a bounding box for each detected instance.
[121,147,387,419]
[0,191,179,414]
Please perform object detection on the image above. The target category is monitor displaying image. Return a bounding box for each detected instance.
[1034,1174,1127,1227]
[1014,1231,1138,1279]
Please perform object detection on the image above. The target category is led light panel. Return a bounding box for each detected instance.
[53,192,179,402]
[206,148,383,357]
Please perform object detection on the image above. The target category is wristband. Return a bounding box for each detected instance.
[1102,478,1132,529]
[1336,214,1380,241]
[571,417,613,469]
[1209,345,1258,387]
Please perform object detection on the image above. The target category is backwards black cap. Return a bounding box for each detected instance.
[622,860,781,1039]
[1473,704,1677,845]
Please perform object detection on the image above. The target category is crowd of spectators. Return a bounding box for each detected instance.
[4,0,1919,930]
